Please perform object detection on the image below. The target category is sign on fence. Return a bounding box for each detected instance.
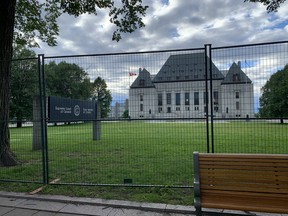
[33,96,100,151]
[48,96,96,121]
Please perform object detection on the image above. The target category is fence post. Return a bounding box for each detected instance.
[204,45,210,153]
[37,54,49,184]
[204,44,215,153]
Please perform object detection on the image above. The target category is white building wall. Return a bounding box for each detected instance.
[129,81,254,119]
[221,83,254,118]
[153,80,224,118]
[129,88,156,118]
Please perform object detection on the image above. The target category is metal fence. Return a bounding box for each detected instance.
[1,41,288,187]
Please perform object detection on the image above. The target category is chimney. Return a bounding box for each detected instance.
[237,61,241,68]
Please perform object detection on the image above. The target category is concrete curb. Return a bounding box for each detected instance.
[0,191,196,215]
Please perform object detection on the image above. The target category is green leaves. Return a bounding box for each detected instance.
[14,0,60,47]
[10,46,38,124]
[92,77,112,118]
[14,0,148,46]
[259,64,288,118]
[244,0,286,12]
[45,61,93,100]
[109,0,149,41]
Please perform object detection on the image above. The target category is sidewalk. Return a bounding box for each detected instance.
[0,191,194,216]
[0,191,287,216]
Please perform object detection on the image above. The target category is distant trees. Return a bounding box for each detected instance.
[45,61,92,100]
[10,57,114,127]
[10,46,38,127]
[92,77,112,118]
[1,0,147,166]
[122,110,129,118]
[259,64,288,122]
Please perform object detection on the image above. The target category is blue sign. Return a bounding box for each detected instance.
[48,96,96,121]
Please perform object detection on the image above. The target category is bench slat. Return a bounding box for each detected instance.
[199,160,288,167]
[201,189,288,198]
[193,152,288,215]
[200,169,288,180]
[201,194,288,214]
[201,183,288,194]
[199,153,288,159]
[201,177,288,185]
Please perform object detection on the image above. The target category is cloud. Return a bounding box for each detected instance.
[33,0,288,106]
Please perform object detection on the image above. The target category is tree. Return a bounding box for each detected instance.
[92,77,112,118]
[45,61,92,100]
[259,64,288,122]
[244,0,286,12]
[122,110,129,118]
[0,0,148,166]
[10,46,38,128]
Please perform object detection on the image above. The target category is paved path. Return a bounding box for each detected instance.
[0,191,287,216]
[0,191,193,216]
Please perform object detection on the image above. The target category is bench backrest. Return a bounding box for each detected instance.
[194,152,288,201]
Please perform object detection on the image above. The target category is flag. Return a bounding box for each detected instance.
[129,72,137,76]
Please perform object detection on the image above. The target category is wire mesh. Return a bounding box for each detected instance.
[1,41,288,186]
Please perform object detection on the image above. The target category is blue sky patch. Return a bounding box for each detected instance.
[162,0,169,6]
[267,19,288,30]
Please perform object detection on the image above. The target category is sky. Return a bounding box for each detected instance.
[33,0,288,111]
[34,0,288,55]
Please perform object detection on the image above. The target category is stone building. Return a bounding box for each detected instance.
[129,53,254,119]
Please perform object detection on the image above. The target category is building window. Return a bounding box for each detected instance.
[185,106,190,111]
[140,95,143,101]
[235,91,240,99]
[194,92,199,105]
[158,93,163,106]
[176,93,181,105]
[233,74,240,82]
[140,104,143,111]
[214,106,219,112]
[176,107,181,111]
[203,92,208,104]
[139,79,145,86]
[226,107,229,113]
[236,101,240,110]
[185,93,190,105]
[158,107,163,113]
[195,106,199,111]
[166,93,171,105]
[213,91,219,105]
[167,107,171,113]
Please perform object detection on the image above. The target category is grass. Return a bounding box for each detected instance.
[0,120,287,205]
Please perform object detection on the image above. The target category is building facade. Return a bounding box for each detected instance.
[129,53,254,119]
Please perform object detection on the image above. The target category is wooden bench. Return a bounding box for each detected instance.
[193,152,288,215]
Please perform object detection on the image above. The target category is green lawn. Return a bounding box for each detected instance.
[0,120,287,204]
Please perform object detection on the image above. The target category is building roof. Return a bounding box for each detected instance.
[222,62,252,85]
[130,68,155,89]
[129,54,252,88]
[153,53,224,83]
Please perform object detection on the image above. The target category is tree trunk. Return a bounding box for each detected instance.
[0,0,18,166]
[16,118,22,128]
